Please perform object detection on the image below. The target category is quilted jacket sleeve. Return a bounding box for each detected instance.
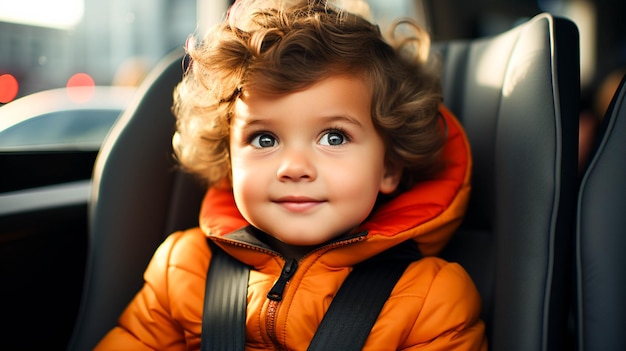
[95,230,206,350]
[403,260,487,351]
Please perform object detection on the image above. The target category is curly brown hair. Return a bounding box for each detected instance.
[172,0,445,191]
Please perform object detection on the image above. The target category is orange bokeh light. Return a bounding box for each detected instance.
[0,74,19,103]
[67,72,95,103]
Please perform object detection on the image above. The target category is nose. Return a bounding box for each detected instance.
[276,147,317,182]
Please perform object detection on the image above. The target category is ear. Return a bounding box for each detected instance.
[379,163,402,194]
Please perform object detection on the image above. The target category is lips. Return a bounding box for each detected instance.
[273,196,325,213]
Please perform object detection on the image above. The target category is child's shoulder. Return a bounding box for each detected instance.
[389,257,483,339]
[394,256,479,301]
[151,227,210,271]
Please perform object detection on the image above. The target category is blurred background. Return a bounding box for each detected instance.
[0,0,197,100]
[3,0,623,163]
[1,0,624,102]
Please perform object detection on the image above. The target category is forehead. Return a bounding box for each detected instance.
[233,75,373,123]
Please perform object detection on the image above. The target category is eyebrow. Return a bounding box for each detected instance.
[233,113,365,129]
[322,114,364,127]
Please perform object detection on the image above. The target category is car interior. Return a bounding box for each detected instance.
[436,13,580,351]
[575,74,626,351]
[63,11,584,351]
[2,1,626,350]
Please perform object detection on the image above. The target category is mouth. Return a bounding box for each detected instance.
[273,196,325,213]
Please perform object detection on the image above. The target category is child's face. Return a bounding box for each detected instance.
[229,76,400,247]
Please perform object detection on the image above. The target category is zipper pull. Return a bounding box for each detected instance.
[267,258,298,301]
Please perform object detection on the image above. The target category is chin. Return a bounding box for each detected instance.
[282,238,327,247]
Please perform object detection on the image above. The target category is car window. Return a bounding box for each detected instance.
[0,109,120,149]
[366,0,428,27]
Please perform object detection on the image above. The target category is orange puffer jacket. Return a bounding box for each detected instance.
[95,106,487,350]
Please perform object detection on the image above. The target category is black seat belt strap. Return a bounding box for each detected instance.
[307,241,419,351]
[201,240,249,351]
[201,239,421,350]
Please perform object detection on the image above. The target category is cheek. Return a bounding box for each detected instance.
[229,151,252,205]
[229,153,244,185]
[229,147,254,187]
[230,170,255,223]
[325,158,383,199]
[230,160,253,194]
[229,153,269,210]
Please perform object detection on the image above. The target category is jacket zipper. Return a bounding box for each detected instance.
[211,233,367,348]
[266,258,298,349]
[267,258,298,301]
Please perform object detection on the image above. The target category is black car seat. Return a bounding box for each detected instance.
[575,73,626,351]
[439,14,580,351]
[436,13,579,351]
[66,47,206,350]
[66,13,580,351]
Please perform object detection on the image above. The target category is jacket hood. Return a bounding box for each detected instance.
[199,105,471,261]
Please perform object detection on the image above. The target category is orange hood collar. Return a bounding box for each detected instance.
[199,105,471,257]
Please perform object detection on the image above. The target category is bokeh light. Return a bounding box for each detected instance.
[0,74,19,103]
[66,72,95,103]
